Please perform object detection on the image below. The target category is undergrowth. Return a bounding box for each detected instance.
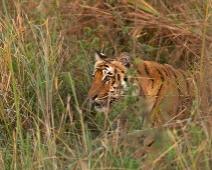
[0,0,211,169]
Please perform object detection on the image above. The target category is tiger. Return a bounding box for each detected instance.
[88,50,196,125]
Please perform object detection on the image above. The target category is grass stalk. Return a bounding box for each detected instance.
[200,0,209,81]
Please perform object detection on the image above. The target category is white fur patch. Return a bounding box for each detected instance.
[121,81,128,90]
[110,87,115,92]
[102,66,114,80]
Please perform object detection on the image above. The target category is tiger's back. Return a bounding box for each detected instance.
[133,57,195,124]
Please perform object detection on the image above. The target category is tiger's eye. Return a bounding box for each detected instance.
[104,76,111,83]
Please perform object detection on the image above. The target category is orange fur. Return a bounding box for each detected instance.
[88,52,196,124]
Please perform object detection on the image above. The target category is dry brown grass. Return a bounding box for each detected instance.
[58,0,210,66]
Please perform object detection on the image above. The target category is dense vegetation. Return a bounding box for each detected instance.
[0,0,211,169]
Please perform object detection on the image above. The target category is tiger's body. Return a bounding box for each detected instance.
[88,51,196,125]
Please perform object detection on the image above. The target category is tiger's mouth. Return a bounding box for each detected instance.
[94,102,109,113]
[95,102,102,109]
[93,98,117,112]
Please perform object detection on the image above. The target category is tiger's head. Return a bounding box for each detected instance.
[88,51,132,112]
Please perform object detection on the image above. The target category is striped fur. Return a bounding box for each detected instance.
[88,51,195,124]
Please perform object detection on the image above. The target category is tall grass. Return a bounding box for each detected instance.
[0,0,211,169]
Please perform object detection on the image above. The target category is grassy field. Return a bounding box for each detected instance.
[0,0,211,169]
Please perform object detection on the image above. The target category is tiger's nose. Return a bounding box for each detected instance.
[89,94,98,101]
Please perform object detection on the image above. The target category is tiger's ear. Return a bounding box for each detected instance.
[117,52,132,68]
[95,50,107,61]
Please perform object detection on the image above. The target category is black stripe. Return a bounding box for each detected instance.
[143,62,150,76]
[107,72,113,76]
[161,66,169,77]
[111,79,115,85]
[117,74,121,81]
[143,63,154,88]
[155,68,164,98]
[151,68,164,111]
